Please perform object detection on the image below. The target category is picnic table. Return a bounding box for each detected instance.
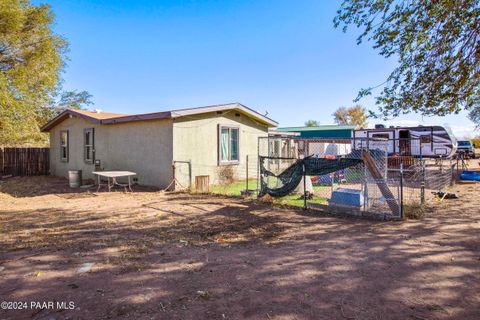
[92,171,136,192]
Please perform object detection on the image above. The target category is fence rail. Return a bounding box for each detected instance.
[0,147,50,177]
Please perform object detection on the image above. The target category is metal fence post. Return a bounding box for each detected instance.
[171,162,176,191]
[400,163,404,219]
[450,159,455,187]
[257,137,261,197]
[421,160,425,205]
[419,138,422,159]
[246,155,249,191]
[188,160,192,190]
[303,162,307,211]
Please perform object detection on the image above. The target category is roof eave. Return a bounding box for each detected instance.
[100,111,172,124]
[170,103,277,127]
[235,103,278,127]
[41,103,279,131]
[40,109,102,132]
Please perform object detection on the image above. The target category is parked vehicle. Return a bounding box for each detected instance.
[456,140,476,159]
[353,125,458,158]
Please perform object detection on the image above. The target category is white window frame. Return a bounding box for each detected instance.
[84,128,95,164]
[60,130,69,162]
[218,125,240,165]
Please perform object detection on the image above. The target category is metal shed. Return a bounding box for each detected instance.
[275,125,356,139]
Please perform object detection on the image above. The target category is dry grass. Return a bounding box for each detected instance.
[404,202,426,219]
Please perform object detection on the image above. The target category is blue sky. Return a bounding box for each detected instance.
[41,0,477,137]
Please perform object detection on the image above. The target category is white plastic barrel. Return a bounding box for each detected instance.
[68,170,82,188]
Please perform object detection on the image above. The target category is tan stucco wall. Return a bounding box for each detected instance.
[49,116,173,187]
[172,111,269,187]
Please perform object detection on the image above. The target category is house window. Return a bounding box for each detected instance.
[60,130,69,162]
[219,126,239,164]
[84,128,95,163]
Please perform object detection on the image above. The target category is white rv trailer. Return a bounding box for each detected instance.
[353,125,457,158]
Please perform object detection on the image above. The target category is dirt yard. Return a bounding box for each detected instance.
[1,175,479,320]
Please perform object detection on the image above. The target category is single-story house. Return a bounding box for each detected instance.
[41,103,278,189]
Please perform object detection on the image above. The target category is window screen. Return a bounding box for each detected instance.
[219,126,239,163]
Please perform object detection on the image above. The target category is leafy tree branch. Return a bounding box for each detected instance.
[334,0,480,124]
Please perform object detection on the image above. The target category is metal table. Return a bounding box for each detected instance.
[93,171,136,192]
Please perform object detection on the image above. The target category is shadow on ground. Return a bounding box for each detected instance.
[0,175,159,197]
[0,176,479,320]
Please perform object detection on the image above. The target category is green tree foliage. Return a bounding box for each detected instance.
[0,0,91,146]
[468,105,480,126]
[471,136,480,148]
[333,105,368,128]
[305,120,320,127]
[334,1,480,123]
[56,90,93,111]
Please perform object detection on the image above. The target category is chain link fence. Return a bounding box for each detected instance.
[258,137,401,219]
[257,137,456,219]
[400,158,455,202]
[173,136,456,220]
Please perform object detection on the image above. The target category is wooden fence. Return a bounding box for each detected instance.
[0,148,50,177]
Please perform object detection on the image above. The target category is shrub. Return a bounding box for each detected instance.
[216,165,236,185]
[404,203,425,219]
